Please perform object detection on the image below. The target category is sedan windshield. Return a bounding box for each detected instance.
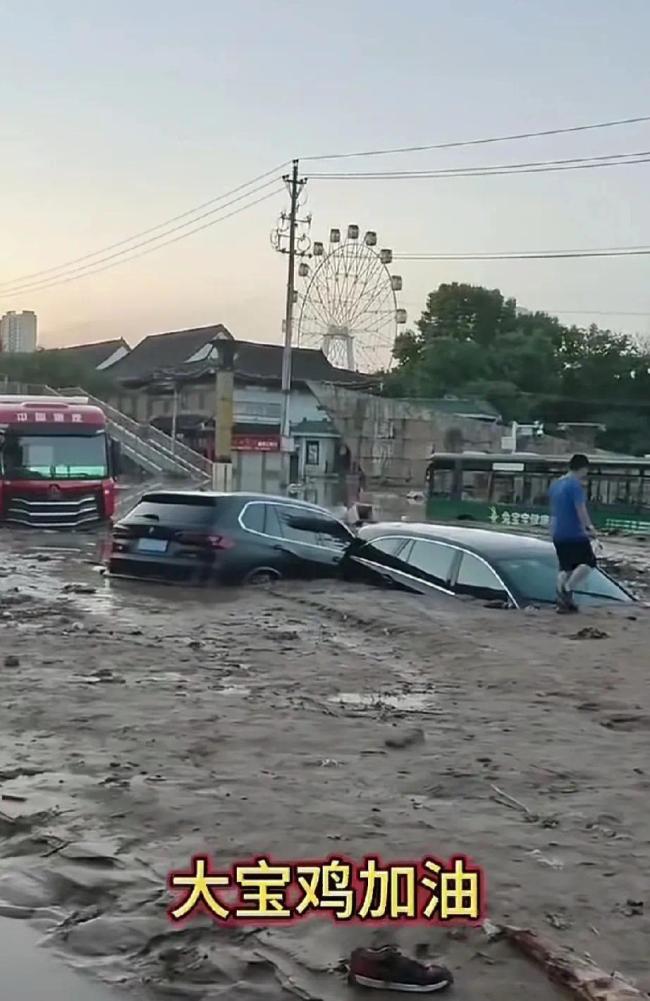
[497,554,631,605]
[1,432,108,480]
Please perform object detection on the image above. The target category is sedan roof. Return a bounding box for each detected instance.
[359,522,553,559]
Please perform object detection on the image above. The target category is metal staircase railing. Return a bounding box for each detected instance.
[59,386,213,480]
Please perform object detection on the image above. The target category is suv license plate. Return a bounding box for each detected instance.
[137,538,168,554]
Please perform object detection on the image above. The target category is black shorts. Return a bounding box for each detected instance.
[553,539,596,573]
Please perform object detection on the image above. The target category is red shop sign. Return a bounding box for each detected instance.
[233,434,280,452]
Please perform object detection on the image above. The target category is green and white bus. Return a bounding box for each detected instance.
[425,451,650,535]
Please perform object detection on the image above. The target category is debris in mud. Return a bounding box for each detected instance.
[4,655,20,668]
[0,766,42,782]
[62,584,97,595]
[601,714,650,732]
[615,898,644,917]
[569,627,609,640]
[545,911,572,931]
[481,918,504,941]
[585,813,623,839]
[329,690,438,715]
[76,669,125,685]
[504,924,646,999]
[384,726,425,749]
[490,784,539,821]
[527,849,564,869]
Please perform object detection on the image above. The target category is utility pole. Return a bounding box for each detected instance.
[170,381,178,454]
[210,333,236,491]
[273,159,309,493]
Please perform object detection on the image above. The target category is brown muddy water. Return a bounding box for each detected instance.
[1,916,123,1000]
[0,524,649,999]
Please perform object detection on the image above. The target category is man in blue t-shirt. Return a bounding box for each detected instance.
[549,453,597,613]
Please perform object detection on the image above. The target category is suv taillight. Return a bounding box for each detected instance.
[208,535,235,550]
[112,525,134,539]
[176,531,235,550]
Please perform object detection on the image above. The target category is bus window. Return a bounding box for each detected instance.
[615,479,630,504]
[490,473,515,504]
[594,476,625,505]
[462,470,489,501]
[430,469,454,498]
[629,476,644,508]
[587,476,608,505]
[640,476,650,508]
[513,475,525,503]
[526,474,550,506]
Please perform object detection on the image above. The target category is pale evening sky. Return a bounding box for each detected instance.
[1,0,650,354]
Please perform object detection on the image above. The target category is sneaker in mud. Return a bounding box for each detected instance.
[348,945,453,993]
[556,587,578,614]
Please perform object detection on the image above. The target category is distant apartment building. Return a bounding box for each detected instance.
[0,310,38,353]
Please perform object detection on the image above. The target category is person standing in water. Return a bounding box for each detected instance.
[549,453,598,613]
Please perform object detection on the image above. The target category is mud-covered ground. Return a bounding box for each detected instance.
[0,529,649,999]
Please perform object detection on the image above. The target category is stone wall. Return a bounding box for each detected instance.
[308,382,581,486]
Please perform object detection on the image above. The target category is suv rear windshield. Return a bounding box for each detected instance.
[124,495,222,527]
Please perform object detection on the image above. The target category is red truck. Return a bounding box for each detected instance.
[0,396,119,528]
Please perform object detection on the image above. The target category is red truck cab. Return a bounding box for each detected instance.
[0,396,119,528]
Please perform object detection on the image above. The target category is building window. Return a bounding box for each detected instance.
[305,440,320,466]
[236,401,282,419]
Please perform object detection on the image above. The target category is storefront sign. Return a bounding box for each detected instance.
[233,435,280,452]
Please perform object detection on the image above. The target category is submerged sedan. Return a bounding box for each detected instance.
[342,522,634,609]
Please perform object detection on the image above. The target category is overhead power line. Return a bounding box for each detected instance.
[309,149,650,180]
[403,302,650,319]
[302,113,650,161]
[505,390,650,410]
[0,185,284,298]
[0,164,288,291]
[549,308,650,317]
[3,111,650,298]
[395,245,650,261]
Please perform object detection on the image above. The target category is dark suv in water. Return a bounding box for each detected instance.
[108,490,353,585]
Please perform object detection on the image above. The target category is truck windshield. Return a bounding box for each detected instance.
[1,432,108,480]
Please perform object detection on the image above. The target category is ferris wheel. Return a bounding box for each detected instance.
[296,225,406,372]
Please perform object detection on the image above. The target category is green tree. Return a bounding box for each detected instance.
[415,282,517,346]
[386,281,650,454]
[0,351,113,396]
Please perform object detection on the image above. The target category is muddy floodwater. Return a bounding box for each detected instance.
[0,526,649,998]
